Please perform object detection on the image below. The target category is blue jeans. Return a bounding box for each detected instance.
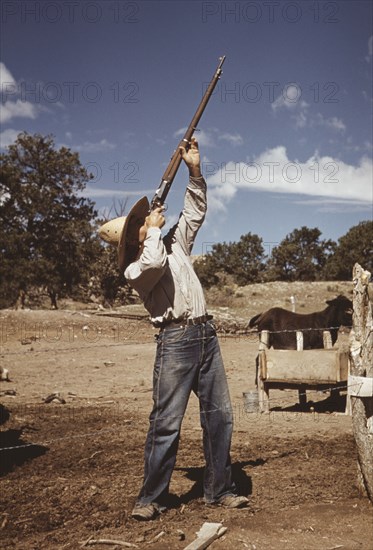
[136,321,235,507]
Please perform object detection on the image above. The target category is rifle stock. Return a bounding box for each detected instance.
[150,56,226,210]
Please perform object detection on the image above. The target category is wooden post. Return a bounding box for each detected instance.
[349,263,373,502]
[323,330,341,403]
[323,330,333,349]
[259,330,270,412]
[296,331,307,407]
[296,330,304,351]
[259,329,269,351]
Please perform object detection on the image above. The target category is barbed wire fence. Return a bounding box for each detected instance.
[0,319,360,454]
[0,379,358,454]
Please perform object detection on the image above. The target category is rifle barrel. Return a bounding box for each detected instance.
[150,56,226,210]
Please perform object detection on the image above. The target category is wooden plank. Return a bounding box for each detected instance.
[264,349,348,383]
[348,375,373,397]
[338,352,349,381]
[261,381,346,392]
[183,523,227,550]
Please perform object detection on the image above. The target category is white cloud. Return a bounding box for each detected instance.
[272,87,313,130]
[343,138,373,154]
[66,139,116,153]
[174,128,244,148]
[0,62,16,90]
[365,35,373,62]
[271,86,347,133]
[326,117,346,132]
[206,146,372,212]
[294,110,308,129]
[271,85,307,112]
[218,132,243,146]
[291,197,371,214]
[0,99,38,123]
[0,63,63,124]
[174,127,216,148]
[85,186,153,198]
[362,90,373,103]
[315,113,346,132]
[0,64,38,126]
[292,110,346,132]
[155,137,166,146]
[0,128,19,149]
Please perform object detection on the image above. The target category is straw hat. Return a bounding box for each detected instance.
[98,196,150,272]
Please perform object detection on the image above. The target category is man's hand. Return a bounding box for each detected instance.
[179,137,202,178]
[145,207,166,229]
[138,206,165,244]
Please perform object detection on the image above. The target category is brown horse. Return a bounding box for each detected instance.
[249,295,353,350]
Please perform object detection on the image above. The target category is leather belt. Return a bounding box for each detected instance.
[155,314,213,329]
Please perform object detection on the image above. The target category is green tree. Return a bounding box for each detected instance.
[194,232,266,288]
[266,226,335,281]
[89,242,138,306]
[324,221,373,280]
[0,132,99,308]
[192,253,220,289]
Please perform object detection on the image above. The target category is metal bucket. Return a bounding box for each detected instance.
[243,390,260,413]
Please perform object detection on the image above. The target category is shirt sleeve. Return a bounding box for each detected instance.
[124,227,168,294]
[171,175,207,256]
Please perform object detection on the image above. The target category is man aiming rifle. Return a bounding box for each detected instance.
[99,58,249,520]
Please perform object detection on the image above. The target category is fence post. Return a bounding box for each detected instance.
[259,330,269,412]
[323,330,332,349]
[296,331,307,406]
[349,263,373,502]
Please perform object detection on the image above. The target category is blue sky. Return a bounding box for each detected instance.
[1,0,372,256]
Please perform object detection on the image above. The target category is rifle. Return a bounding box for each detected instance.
[99,56,226,271]
[150,55,226,210]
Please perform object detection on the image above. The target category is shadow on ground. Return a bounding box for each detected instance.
[0,428,48,476]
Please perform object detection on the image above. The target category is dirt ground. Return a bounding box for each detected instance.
[1,281,372,550]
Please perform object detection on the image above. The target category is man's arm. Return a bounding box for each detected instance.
[170,139,207,256]
[180,137,202,178]
[124,208,168,294]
